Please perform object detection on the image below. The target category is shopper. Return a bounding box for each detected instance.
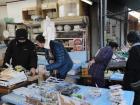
[36,35,73,79]
[3,28,37,76]
[35,34,50,61]
[88,42,118,87]
[123,31,140,105]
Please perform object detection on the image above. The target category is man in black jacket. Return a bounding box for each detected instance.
[123,31,140,105]
[3,28,37,76]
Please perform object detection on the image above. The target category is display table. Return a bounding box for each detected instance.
[0,75,38,94]
[0,81,29,94]
[2,85,134,105]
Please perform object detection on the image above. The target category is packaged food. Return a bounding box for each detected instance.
[109,85,122,90]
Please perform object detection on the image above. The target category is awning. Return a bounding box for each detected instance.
[108,0,140,11]
[125,0,140,10]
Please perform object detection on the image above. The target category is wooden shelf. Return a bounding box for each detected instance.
[56,30,86,33]
[53,16,88,25]
[22,7,41,21]
[41,2,58,19]
[55,16,89,52]
[42,9,58,19]
[24,23,41,28]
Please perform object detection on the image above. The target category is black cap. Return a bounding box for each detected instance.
[127,31,140,44]
[16,28,28,40]
[109,42,118,48]
[36,35,45,43]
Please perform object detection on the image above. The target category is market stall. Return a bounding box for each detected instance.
[1,77,134,105]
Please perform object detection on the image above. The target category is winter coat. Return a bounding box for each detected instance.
[89,46,113,87]
[123,43,140,90]
[46,40,73,78]
[3,39,37,70]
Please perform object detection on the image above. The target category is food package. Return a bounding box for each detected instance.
[88,87,101,98]
[58,94,90,105]
[0,68,27,87]
[0,68,14,76]
[109,85,126,105]
[109,84,122,90]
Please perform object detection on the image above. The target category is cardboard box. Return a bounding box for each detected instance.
[58,0,87,17]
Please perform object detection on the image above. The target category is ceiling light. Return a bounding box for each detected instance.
[81,0,93,5]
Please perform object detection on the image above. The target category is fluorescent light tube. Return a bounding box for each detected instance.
[81,0,93,5]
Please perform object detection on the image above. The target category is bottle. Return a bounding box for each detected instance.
[82,63,88,76]
[37,65,45,85]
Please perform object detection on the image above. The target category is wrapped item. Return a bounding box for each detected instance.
[110,89,123,95]
[88,87,101,98]
[0,69,27,87]
[26,96,43,105]
[45,92,59,105]
[109,84,122,90]
[73,25,81,31]
[110,95,124,103]
[60,85,80,96]
[109,85,126,105]
[72,94,83,100]
[58,94,90,105]
[111,101,126,105]
[46,77,64,83]
[0,68,14,75]
[13,87,32,97]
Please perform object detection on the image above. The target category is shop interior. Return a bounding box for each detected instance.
[0,0,140,105]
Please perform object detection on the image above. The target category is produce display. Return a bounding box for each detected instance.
[12,77,91,105]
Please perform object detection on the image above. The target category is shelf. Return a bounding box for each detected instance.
[56,30,86,33]
[55,38,83,39]
[54,16,89,52]
[6,23,25,25]
[41,2,58,19]
[25,23,41,28]
[53,16,89,25]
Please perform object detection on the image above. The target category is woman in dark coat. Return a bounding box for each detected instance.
[88,42,118,87]
[123,31,140,105]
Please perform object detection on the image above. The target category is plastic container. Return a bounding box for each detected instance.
[81,63,88,76]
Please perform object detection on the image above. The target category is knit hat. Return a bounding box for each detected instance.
[16,28,28,40]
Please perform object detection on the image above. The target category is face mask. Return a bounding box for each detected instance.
[17,39,26,45]
[18,39,26,43]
